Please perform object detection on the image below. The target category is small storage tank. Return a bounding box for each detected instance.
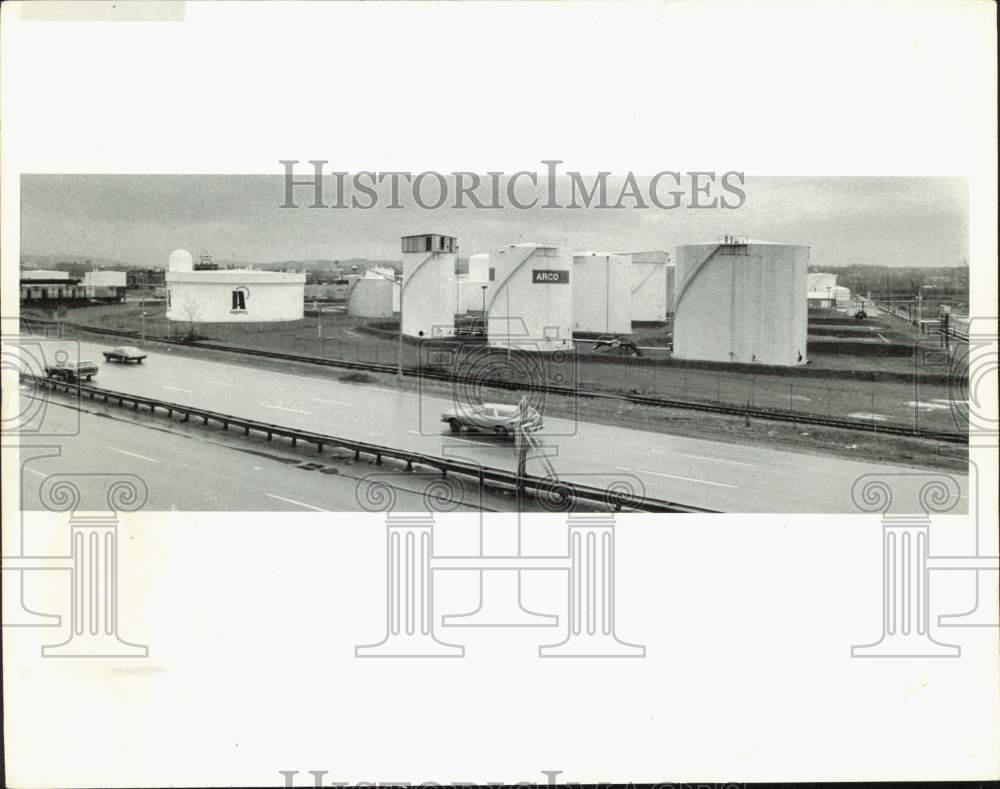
[168,249,194,273]
[622,250,674,321]
[571,252,631,334]
[365,267,400,312]
[401,233,457,337]
[807,272,838,293]
[673,237,808,366]
[348,277,395,318]
[486,243,572,351]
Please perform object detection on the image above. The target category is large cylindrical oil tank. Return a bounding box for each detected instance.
[672,239,808,366]
[571,252,632,334]
[485,243,573,351]
[622,250,674,321]
[400,234,458,337]
[348,277,395,318]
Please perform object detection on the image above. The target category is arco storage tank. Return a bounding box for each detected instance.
[486,243,573,351]
[571,252,631,334]
[401,234,458,337]
[672,238,808,366]
[622,250,674,322]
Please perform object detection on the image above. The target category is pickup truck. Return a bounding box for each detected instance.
[44,360,99,382]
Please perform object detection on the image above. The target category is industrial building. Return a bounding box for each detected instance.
[19,268,126,303]
[672,237,808,366]
[485,242,573,351]
[621,250,675,322]
[401,234,458,338]
[571,252,631,334]
[165,249,305,323]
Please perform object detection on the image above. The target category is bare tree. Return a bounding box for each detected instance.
[178,299,202,341]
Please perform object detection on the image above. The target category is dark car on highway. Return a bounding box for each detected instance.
[44,360,99,382]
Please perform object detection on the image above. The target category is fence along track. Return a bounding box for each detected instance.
[22,318,967,444]
[22,374,714,514]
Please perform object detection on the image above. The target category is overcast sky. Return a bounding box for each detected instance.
[20,175,967,269]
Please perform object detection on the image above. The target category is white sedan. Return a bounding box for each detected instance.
[441,402,544,436]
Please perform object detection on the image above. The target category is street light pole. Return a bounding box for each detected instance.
[397,273,405,378]
[480,284,487,340]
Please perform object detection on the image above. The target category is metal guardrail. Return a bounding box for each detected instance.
[21,373,715,514]
[21,318,968,444]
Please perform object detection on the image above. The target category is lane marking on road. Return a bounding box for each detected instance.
[682,454,756,467]
[264,404,310,415]
[615,465,737,489]
[312,398,354,407]
[24,467,48,478]
[210,380,237,388]
[163,386,192,393]
[107,446,160,463]
[650,449,664,454]
[264,493,329,512]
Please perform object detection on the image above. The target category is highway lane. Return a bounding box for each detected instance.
[16,396,502,512]
[16,335,969,512]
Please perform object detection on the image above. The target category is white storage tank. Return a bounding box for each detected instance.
[401,233,458,337]
[673,237,808,366]
[571,252,632,334]
[622,250,674,321]
[365,266,401,312]
[486,243,573,351]
[168,249,194,272]
[348,277,395,318]
[807,272,838,293]
[166,270,306,323]
[457,252,491,313]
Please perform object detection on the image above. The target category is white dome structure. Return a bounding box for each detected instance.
[168,249,194,272]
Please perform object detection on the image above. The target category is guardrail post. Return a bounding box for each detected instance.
[540,514,645,657]
[356,515,463,657]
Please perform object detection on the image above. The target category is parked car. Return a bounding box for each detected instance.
[441,402,544,436]
[103,346,147,364]
[44,360,99,382]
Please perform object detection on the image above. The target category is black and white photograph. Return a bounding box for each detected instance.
[1,2,997,788]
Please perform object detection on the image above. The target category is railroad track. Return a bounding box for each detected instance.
[21,373,715,514]
[21,318,968,444]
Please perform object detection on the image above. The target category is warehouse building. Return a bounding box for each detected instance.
[621,251,675,322]
[20,269,126,303]
[401,233,458,337]
[673,237,808,366]
[485,242,573,351]
[572,252,632,334]
[165,249,305,323]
